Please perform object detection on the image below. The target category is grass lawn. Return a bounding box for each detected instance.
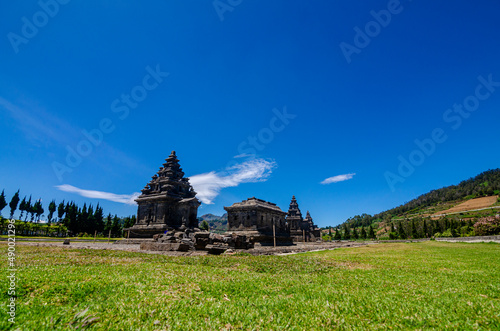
[1,242,499,330]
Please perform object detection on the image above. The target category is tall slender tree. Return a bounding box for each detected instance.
[24,196,32,221]
[9,190,20,219]
[343,224,351,240]
[104,213,112,233]
[0,190,7,216]
[57,200,66,222]
[360,226,367,239]
[334,228,341,240]
[18,196,27,220]
[47,200,56,224]
[368,225,376,239]
[352,227,359,239]
[94,204,104,233]
[423,219,428,238]
[398,221,406,239]
[33,199,44,222]
[111,214,121,237]
[411,219,418,239]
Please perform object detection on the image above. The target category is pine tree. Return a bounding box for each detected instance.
[411,219,418,239]
[200,220,209,231]
[57,200,66,222]
[398,221,406,239]
[18,196,27,220]
[87,204,96,234]
[111,215,121,237]
[24,196,32,221]
[33,199,44,222]
[104,213,112,233]
[9,190,20,219]
[0,190,7,216]
[48,200,56,224]
[94,204,104,233]
[352,227,359,239]
[360,226,367,239]
[78,203,89,234]
[334,228,341,240]
[64,202,79,234]
[123,215,136,229]
[423,219,428,238]
[390,222,395,233]
[343,224,351,240]
[368,225,376,239]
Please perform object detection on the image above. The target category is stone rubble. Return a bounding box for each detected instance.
[140,230,254,254]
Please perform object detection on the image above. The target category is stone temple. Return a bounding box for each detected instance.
[224,197,290,244]
[126,151,200,238]
[286,196,321,242]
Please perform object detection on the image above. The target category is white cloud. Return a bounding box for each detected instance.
[321,173,356,184]
[189,158,276,204]
[55,184,140,205]
[55,158,276,206]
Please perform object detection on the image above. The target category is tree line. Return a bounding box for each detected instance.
[323,224,377,241]
[0,189,136,237]
[334,215,500,241]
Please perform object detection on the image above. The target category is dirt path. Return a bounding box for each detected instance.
[432,195,498,217]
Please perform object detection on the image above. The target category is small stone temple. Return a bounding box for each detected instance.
[286,196,321,242]
[126,151,200,238]
[224,197,290,244]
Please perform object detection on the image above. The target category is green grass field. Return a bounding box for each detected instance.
[1,242,499,330]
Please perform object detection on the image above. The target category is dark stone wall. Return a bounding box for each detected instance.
[227,208,288,235]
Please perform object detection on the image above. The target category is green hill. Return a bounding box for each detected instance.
[341,169,500,229]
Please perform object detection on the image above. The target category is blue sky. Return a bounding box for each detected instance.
[1,0,499,227]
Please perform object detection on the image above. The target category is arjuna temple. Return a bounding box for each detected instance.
[126,151,200,237]
[127,151,320,243]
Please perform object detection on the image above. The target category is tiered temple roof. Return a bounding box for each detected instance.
[128,151,201,237]
[138,151,197,201]
[304,211,318,231]
[286,195,303,223]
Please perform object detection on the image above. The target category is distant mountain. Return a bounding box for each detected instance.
[200,213,228,221]
[199,213,228,233]
[341,168,500,229]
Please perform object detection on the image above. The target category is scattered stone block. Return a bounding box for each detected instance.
[63,239,70,245]
[140,242,190,252]
[205,244,228,255]
[194,237,209,250]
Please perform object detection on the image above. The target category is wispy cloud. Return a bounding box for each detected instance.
[189,158,277,204]
[321,173,356,184]
[0,96,79,146]
[55,184,140,205]
[1,97,149,176]
[55,158,276,206]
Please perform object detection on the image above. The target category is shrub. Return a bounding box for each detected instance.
[322,234,332,242]
[473,216,500,236]
[459,225,475,237]
[436,229,452,238]
[199,220,209,231]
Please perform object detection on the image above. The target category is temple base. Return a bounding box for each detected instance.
[124,224,169,238]
[224,230,293,245]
